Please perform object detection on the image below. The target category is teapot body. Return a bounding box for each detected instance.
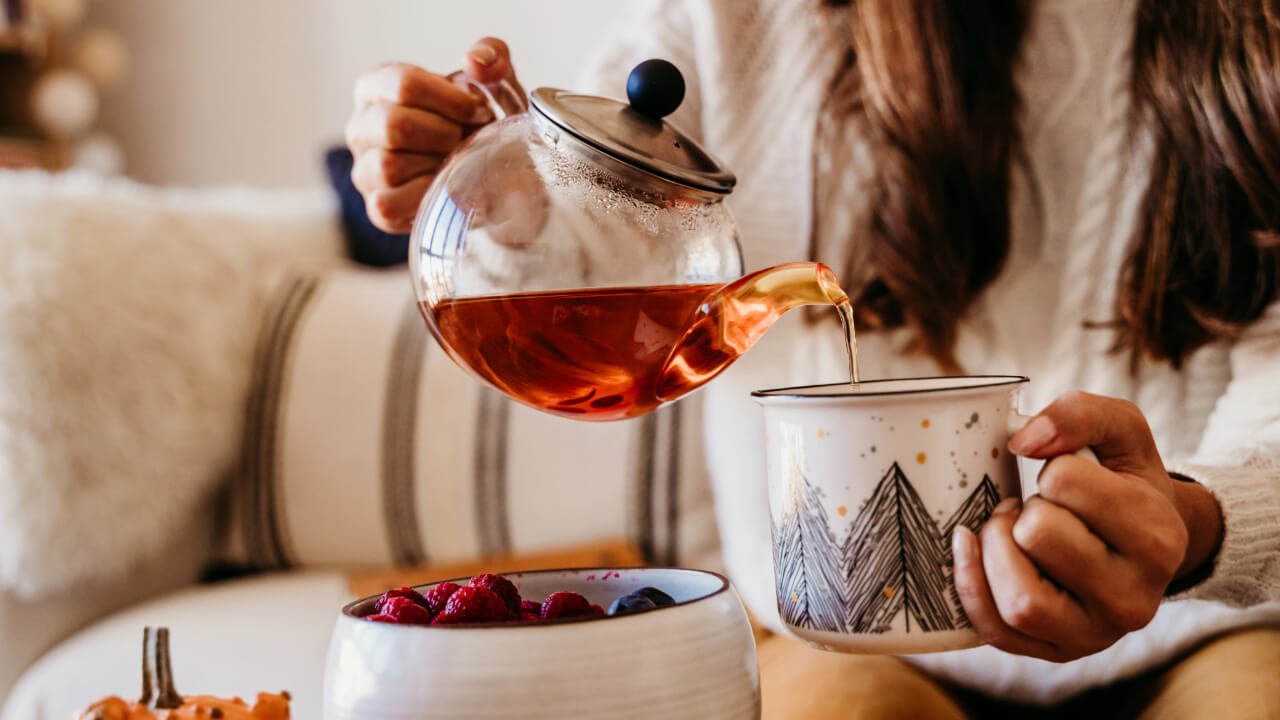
[411,110,744,308]
[411,106,745,420]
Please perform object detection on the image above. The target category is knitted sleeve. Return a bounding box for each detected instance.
[1170,302,1280,606]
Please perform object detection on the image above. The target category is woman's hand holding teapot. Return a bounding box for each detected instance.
[346,38,523,233]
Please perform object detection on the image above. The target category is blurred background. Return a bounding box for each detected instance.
[2,0,635,186]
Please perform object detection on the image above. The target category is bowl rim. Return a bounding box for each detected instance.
[340,566,731,629]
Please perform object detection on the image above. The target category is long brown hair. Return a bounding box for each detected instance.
[823,0,1280,370]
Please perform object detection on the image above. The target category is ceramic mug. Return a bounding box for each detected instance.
[752,375,1079,654]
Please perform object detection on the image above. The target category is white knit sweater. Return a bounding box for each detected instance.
[582,0,1280,704]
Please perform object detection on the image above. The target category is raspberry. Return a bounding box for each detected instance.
[519,600,542,615]
[519,611,543,622]
[423,582,461,616]
[588,604,606,616]
[541,591,593,620]
[380,596,432,625]
[373,586,428,615]
[438,586,510,624]
[366,614,397,624]
[470,574,522,614]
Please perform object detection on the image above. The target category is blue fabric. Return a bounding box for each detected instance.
[324,146,411,267]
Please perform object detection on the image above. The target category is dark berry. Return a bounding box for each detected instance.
[519,611,543,623]
[423,582,461,616]
[626,59,685,119]
[634,587,676,607]
[607,593,657,616]
[380,596,433,625]
[373,586,428,614]
[470,573,522,614]
[541,591,593,620]
[520,600,542,615]
[439,586,510,624]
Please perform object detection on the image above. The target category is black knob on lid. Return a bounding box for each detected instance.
[626,59,685,119]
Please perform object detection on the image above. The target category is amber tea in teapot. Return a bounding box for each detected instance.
[426,262,859,421]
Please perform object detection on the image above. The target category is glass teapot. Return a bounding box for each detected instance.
[411,60,852,421]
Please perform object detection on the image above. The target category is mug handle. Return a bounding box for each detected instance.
[1008,412,1100,464]
[447,71,528,122]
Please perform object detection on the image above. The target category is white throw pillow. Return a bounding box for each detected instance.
[218,265,722,573]
[0,170,342,598]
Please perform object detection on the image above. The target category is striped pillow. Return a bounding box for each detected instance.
[219,266,722,574]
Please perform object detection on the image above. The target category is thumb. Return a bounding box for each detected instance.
[463,37,522,92]
[1009,391,1161,473]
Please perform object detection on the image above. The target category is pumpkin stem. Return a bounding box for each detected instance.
[138,627,154,706]
[152,627,184,709]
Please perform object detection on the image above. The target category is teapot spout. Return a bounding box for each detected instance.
[657,262,850,402]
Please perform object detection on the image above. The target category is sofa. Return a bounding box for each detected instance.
[0,170,730,718]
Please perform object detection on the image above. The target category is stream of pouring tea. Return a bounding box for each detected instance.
[835,299,861,384]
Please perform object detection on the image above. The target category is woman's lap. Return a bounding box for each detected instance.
[759,628,1280,720]
[758,633,967,719]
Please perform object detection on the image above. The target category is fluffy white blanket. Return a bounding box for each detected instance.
[0,171,343,598]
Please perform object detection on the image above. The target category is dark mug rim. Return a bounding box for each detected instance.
[752,374,1029,401]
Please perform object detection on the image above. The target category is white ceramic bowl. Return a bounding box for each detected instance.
[322,567,760,719]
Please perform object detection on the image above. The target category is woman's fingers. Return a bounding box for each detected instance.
[1009,391,1160,472]
[462,37,525,98]
[980,502,1092,642]
[351,149,442,195]
[1010,495,1113,594]
[346,101,464,156]
[354,62,479,123]
[364,174,434,234]
[345,42,523,234]
[951,521,1063,661]
[1036,454,1187,581]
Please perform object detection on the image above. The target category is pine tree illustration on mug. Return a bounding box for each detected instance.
[843,463,954,633]
[772,467,849,632]
[941,475,1001,628]
[773,462,1002,634]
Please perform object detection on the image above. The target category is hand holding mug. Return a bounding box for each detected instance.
[346,38,525,233]
[953,391,1224,662]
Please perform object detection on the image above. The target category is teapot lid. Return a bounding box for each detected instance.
[529,59,736,195]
